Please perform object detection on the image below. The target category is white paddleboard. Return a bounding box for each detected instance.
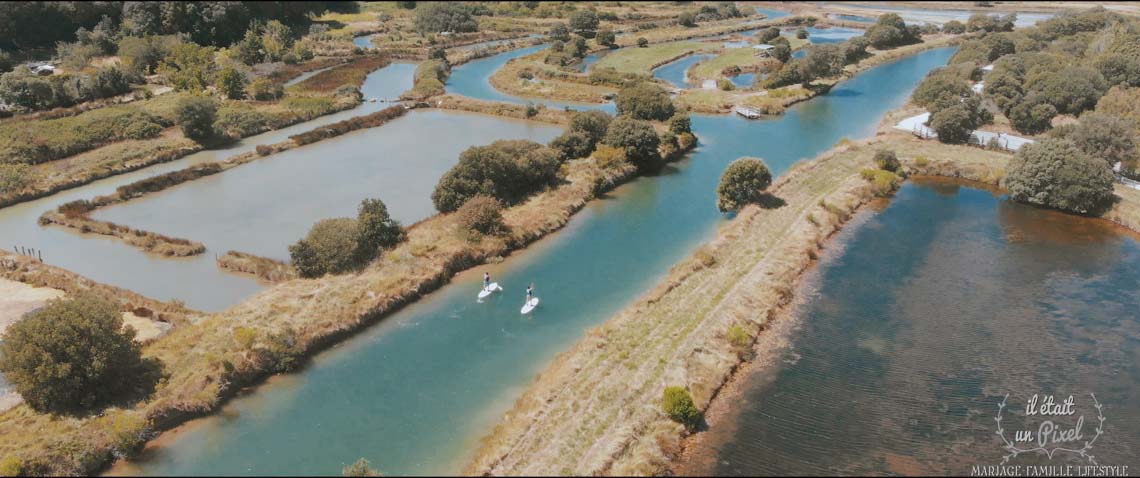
[478,283,501,299]
[521,297,540,314]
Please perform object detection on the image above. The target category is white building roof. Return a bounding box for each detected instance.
[893,111,1035,151]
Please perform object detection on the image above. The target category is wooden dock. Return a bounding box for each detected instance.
[734,105,763,119]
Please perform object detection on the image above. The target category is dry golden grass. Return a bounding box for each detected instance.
[216,251,297,283]
[432,95,572,125]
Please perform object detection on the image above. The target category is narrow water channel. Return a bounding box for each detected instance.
[117,47,957,476]
[681,179,1140,475]
[0,62,558,311]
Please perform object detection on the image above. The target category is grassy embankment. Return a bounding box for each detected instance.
[0,54,395,211]
[37,105,410,257]
[0,251,197,326]
[215,251,297,283]
[468,130,1140,476]
[0,119,695,477]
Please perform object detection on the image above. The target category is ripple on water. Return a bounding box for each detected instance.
[688,181,1140,476]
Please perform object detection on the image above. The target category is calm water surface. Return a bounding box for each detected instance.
[684,180,1140,475]
[654,53,716,88]
[755,7,791,21]
[119,47,956,476]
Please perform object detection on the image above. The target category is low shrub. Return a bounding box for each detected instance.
[662,386,702,430]
[860,169,902,196]
[456,195,506,235]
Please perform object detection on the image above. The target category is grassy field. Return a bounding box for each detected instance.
[688,48,772,82]
[594,40,717,74]
[467,131,1140,476]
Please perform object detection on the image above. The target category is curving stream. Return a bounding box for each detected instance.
[116,46,957,475]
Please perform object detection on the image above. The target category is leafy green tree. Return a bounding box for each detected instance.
[0,294,162,414]
[175,95,218,141]
[865,13,920,49]
[662,386,702,430]
[432,140,561,212]
[596,27,617,48]
[549,130,593,161]
[1024,66,1107,115]
[1052,112,1137,167]
[236,26,265,65]
[569,110,613,143]
[669,114,692,135]
[842,37,870,64]
[796,28,808,39]
[355,198,405,262]
[637,37,649,48]
[247,77,283,101]
[798,44,845,81]
[261,20,294,61]
[615,82,675,121]
[550,110,613,160]
[0,163,31,194]
[343,458,382,477]
[930,104,973,144]
[716,157,773,212]
[757,27,781,44]
[548,23,570,42]
[1008,94,1057,135]
[456,195,506,235]
[216,67,248,100]
[0,67,55,110]
[289,217,361,277]
[874,149,901,172]
[912,69,973,109]
[943,20,966,34]
[1093,53,1140,88]
[679,11,697,27]
[603,117,662,171]
[1095,86,1140,134]
[157,43,217,92]
[1003,137,1115,214]
[414,2,477,34]
[569,10,599,36]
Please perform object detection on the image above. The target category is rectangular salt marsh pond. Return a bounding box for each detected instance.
[93,110,562,262]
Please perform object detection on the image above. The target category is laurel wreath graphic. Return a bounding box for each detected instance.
[995,393,1105,465]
